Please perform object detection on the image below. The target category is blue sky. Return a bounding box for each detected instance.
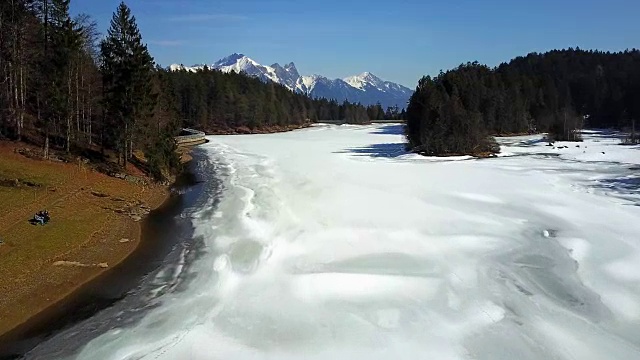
[71,0,640,87]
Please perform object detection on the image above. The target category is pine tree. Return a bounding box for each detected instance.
[56,0,81,152]
[100,2,155,167]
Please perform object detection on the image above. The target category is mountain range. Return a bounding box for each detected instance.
[169,53,412,109]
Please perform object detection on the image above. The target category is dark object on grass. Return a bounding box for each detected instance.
[91,191,109,198]
[30,210,51,226]
[0,178,41,188]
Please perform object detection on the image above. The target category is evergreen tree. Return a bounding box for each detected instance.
[54,0,81,152]
[165,67,373,131]
[100,2,155,167]
[407,49,640,156]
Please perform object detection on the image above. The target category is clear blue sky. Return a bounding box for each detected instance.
[71,0,640,88]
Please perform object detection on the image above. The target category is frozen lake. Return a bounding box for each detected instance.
[71,124,640,359]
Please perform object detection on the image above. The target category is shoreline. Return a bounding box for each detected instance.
[0,154,202,358]
[204,122,311,135]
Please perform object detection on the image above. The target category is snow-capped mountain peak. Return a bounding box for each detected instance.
[169,54,413,109]
[212,53,246,67]
[169,63,185,71]
[344,72,386,91]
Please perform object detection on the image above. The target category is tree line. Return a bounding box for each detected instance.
[165,67,405,132]
[406,49,640,156]
[0,0,101,156]
[0,0,180,178]
[1,0,405,180]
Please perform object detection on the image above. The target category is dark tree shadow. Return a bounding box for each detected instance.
[518,138,548,147]
[370,124,405,135]
[585,129,627,141]
[593,176,640,193]
[336,143,408,158]
[590,176,640,206]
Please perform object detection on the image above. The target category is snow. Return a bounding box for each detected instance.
[213,53,246,67]
[72,125,640,359]
[344,72,400,93]
[343,74,366,90]
[499,130,640,164]
[298,75,322,93]
[168,63,202,72]
[215,55,281,84]
[344,72,380,90]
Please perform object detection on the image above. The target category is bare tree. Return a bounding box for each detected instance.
[74,13,99,145]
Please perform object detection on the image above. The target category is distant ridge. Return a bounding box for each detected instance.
[170,54,412,109]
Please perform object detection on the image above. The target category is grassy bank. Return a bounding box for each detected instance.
[0,141,169,337]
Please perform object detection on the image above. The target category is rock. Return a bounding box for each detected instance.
[53,260,89,267]
[125,175,147,185]
[119,238,130,243]
[96,262,109,268]
[91,191,109,198]
[130,215,142,222]
[23,180,40,187]
[0,178,20,187]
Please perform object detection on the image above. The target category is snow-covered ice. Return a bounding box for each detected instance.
[72,124,640,359]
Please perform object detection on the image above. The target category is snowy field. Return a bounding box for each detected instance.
[74,124,640,359]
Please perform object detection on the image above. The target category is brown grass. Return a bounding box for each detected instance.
[0,141,169,336]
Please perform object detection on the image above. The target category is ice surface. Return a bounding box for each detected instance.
[72,125,640,359]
